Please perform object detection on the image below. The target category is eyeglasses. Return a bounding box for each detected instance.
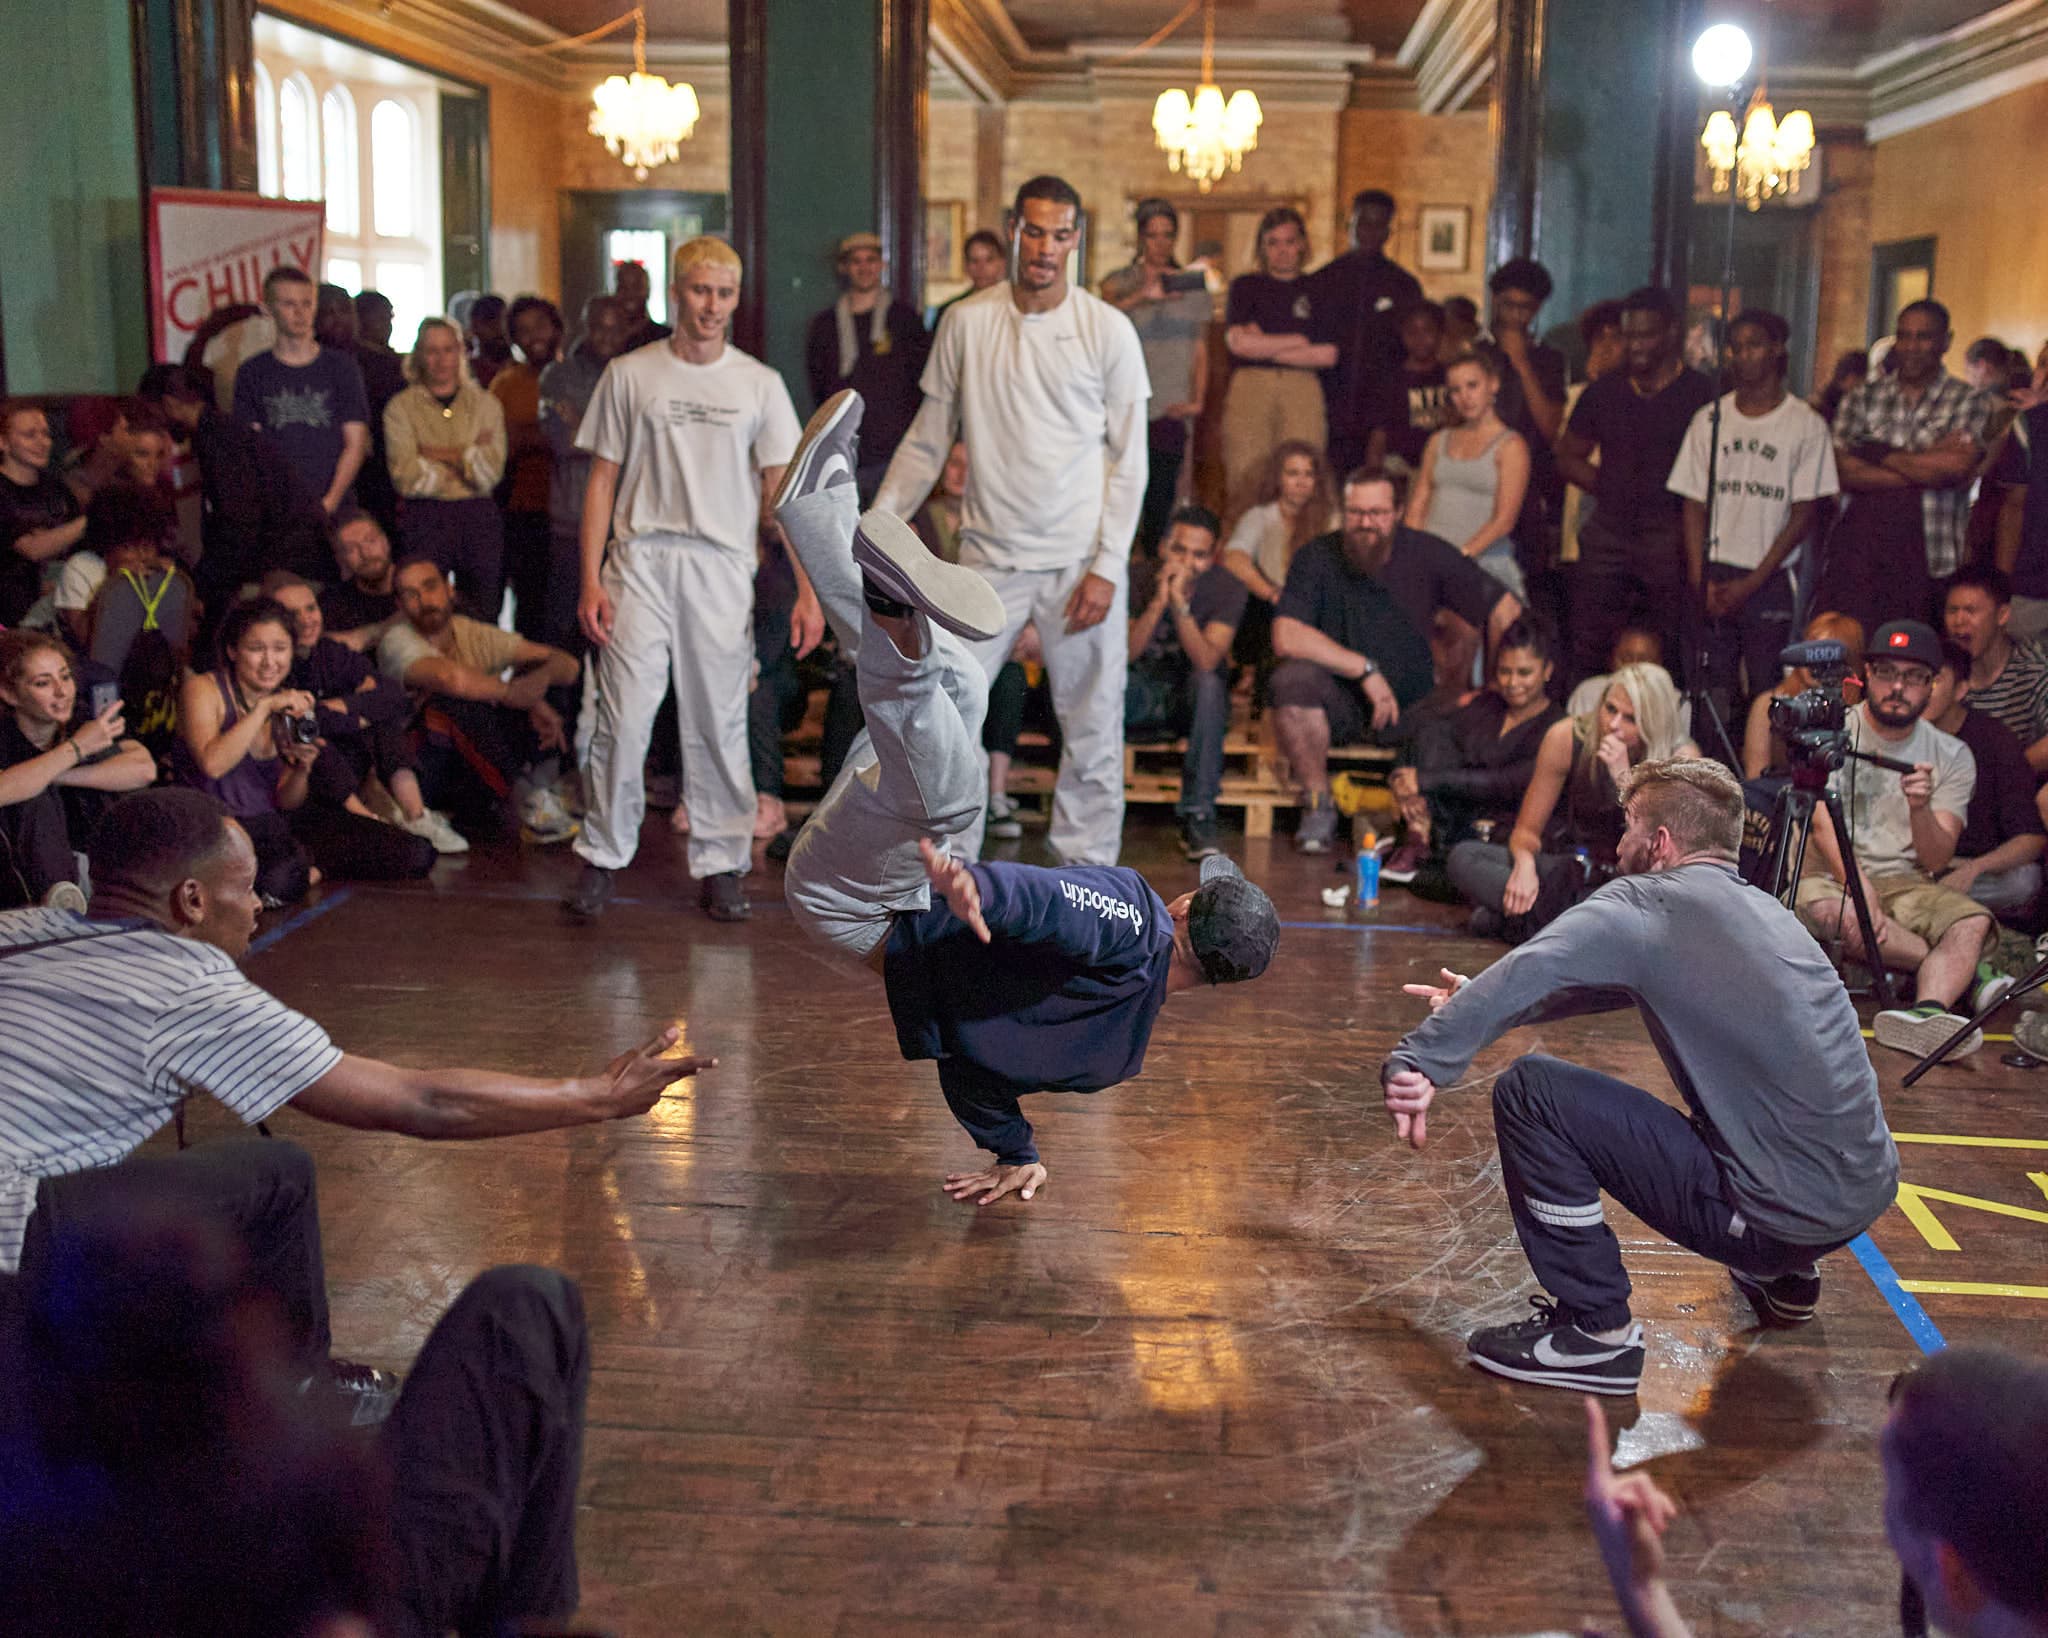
[1866,662,1933,688]
[1344,506,1398,523]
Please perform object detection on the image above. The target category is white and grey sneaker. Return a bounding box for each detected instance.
[773,388,863,513]
[986,792,1024,839]
[1872,1001,1982,1061]
[1467,1296,1644,1395]
[851,509,1005,641]
[398,808,470,855]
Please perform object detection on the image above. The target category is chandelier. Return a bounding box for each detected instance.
[1700,87,1815,210]
[1151,0,1262,192]
[589,7,701,180]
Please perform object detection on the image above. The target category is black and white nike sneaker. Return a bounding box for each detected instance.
[1467,1295,1644,1395]
[1730,1263,1821,1328]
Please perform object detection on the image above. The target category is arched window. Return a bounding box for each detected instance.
[370,100,416,238]
[279,74,318,201]
[322,86,358,236]
[254,63,279,197]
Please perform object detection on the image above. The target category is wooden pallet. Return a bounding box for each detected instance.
[1120,731,1397,839]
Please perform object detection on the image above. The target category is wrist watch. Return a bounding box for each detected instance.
[1357,657,1379,683]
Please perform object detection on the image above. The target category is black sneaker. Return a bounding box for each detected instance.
[699,871,751,922]
[1179,814,1222,860]
[1730,1263,1821,1328]
[563,862,615,921]
[301,1357,402,1427]
[1467,1296,1644,1395]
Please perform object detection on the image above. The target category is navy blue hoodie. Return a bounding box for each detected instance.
[884,861,1176,1164]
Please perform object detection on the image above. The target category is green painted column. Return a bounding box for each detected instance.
[0,0,149,391]
[729,0,925,396]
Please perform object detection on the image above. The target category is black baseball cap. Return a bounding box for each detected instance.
[1188,854,1280,985]
[1869,620,1942,670]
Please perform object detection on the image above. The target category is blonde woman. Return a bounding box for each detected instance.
[384,316,507,617]
[1221,208,1335,511]
[1446,662,1695,941]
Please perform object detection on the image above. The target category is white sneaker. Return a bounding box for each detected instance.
[986,793,1023,839]
[519,787,580,845]
[1872,1002,1982,1061]
[398,808,470,855]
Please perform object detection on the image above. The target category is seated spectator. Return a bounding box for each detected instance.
[1384,618,1563,882]
[1793,619,1997,1060]
[0,785,705,1429]
[1742,610,1865,777]
[1220,439,1338,679]
[176,598,432,905]
[1446,661,1692,942]
[384,317,508,619]
[0,630,154,909]
[379,556,580,843]
[1124,504,1245,860]
[320,507,399,647]
[1943,563,2048,773]
[62,397,174,506]
[0,400,86,629]
[1583,1346,2048,1638]
[136,362,332,627]
[50,479,181,651]
[265,572,466,856]
[1567,624,1665,717]
[1271,466,1522,853]
[80,484,195,702]
[1925,637,2045,916]
[1365,300,1449,475]
[1409,347,1527,596]
[911,439,970,563]
[0,1196,596,1638]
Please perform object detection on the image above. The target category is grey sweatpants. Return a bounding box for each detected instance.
[780,487,988,960]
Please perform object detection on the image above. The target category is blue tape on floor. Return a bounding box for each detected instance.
[1277,919,1445,934]
[1848,1231,1946,1354]
[247,887,354,957]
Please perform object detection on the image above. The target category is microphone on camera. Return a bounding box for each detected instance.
[1779,638,1850,671]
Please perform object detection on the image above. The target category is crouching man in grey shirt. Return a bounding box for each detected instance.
[1381,756,1898,1396]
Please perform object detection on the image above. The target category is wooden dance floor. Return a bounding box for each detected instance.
[184,813,2048,1635]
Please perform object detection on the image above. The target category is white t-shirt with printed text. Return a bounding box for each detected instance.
[1667,390,1839,573]
[576,341,801,557]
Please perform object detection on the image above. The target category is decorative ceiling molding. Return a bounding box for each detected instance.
[1400,0,1495,113]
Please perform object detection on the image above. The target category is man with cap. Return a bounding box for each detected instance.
[775,389,1280,1203]
[1384,756,1898,1396]
[804,231,931,501]
[1793,617,1999,1060]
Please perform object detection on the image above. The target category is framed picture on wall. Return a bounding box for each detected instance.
[1418,205,1470,273]
[926,200,967,283]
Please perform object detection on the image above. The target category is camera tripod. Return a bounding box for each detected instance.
[1754,750,1898,1010]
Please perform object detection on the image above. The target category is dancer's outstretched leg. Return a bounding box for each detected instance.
[773,389,868,662]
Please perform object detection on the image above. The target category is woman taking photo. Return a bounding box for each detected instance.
[176,599,430,907]
[1220,439,1337,671]
[384,317,508,619]
[1446,661,1694,942]
[1383,619,1563,883]
[0,630,155,909]
[1221,208,1336,512]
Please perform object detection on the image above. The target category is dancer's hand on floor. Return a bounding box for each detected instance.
[1381,1067,1436,1150]
[920,838,989,942]
[1402,968,1470,1012]
[943,1160,1047,1204]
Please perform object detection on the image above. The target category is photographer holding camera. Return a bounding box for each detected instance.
[1792,619,1998,1060]
[176,598,431,906]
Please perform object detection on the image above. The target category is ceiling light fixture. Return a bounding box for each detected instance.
[1692,22,1814,210]
[589,7,700,180]
[1151,0,1262,193]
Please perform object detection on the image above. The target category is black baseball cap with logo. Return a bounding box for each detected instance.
[1868,620,1943,670]
[1187,854,1280,985]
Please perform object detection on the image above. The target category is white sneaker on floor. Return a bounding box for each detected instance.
[399,808,470,855]
[986,793,1023,839]
[519,787,580,846]
[1872,1002,1982,1061]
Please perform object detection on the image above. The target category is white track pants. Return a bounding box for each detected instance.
[574,533,754,879]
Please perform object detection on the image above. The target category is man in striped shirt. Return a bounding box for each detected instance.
[0,787,706,1410]
[1943,564,2048,776]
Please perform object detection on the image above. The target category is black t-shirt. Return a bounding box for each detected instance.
[1307,250,1423,438]
[1496,340,1570,542]
[318,580,397,635]
[1565,368,1717,538]
[1954,707,2044,859]
[804,300,932,463]
[1225,274,1330,357]
[0,472,80,625]
[1378,363,1448,467]
[1275,534,1438,707]
[1129,559,1249,675]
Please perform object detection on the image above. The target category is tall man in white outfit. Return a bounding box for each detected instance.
[566,237,821,922]
[875,174,1151,865]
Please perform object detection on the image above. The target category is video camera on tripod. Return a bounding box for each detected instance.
[1764,638,1919,787]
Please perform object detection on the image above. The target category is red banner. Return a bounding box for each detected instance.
[147,187,326,363]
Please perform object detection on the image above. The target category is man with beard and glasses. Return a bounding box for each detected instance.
[1269,466,1522,851]
[1382,756,1897,1395]
[1793,619,1998,1061]
[875,174,1151,869]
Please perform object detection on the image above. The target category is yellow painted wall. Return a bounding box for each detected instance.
[1871,79,2048,354]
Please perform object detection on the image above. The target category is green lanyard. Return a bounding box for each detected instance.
[119,568,171,631]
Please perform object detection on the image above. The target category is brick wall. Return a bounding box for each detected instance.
[1811,135,1874,385]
